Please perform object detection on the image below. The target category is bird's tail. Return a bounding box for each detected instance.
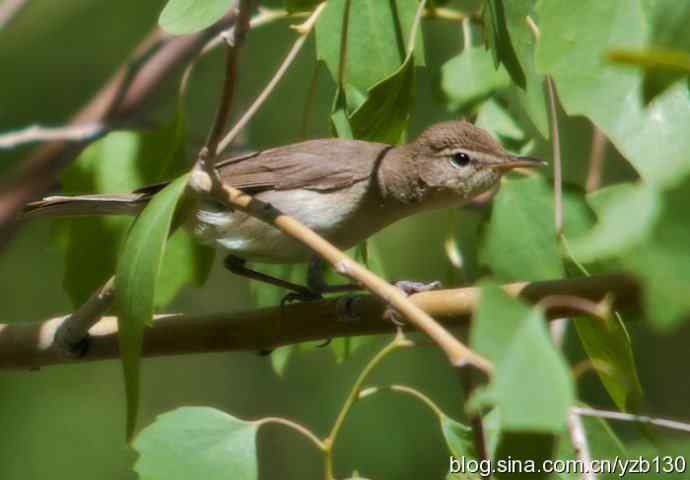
[21,183,169,220]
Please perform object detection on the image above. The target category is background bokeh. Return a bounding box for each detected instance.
[1,1,689,479]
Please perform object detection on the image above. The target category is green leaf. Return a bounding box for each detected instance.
[159,0,232,35]
[441,416,476,459]
[481,177,563,281]
[134,407,259,480]
[475,99,526,145]
[640,0,690,102]
[502,0,549,137]
[56,109,202,308]
[348,51,415,144]
[330,86,354,139]
[483,0,526,88]
[536,0,690,188]
[316,0,424,93]
[570,183,661,263]
[574,315,644,412]
[441,47,511,112]
[472,285,574,432]
[115,175,189,439]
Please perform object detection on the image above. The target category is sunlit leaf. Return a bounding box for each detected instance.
[570,183,661,263]
[472,285,574,432]
[115,175,189,439]
[441,47,510,112]
[134,407,258,480]
[159,0,232,35]
[481,177,563,281]
[316,0,424,93]
[502,0,548,137]
[536,0,690,188]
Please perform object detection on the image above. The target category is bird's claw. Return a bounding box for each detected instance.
[383,280,443,326]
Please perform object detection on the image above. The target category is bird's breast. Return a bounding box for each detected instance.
[189,182,395,263]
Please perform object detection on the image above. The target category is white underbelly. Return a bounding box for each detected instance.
[190,183,386,263]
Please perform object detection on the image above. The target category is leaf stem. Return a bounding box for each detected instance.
[323,332,413,479]
[545,75,563,236]
[256,417,326,451]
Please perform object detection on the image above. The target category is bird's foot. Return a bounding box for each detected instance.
[383,280,443,326]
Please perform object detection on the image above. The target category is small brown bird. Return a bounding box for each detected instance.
[24,121,544,296]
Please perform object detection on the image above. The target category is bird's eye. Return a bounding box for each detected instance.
[450,152,471,168]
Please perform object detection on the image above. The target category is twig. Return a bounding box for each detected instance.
[204,0,253,157]
[0,0,28,30]
[545,76,563,235]
[538,295,610,322]
[0,274,640,370]
[567,410,597,480]
[586,125,607,192]
[201,7,291,55]
[0,123,105,150]
[53,277,115,356]
[423,6,471,22]
[215,3,326,153]
[573,406,690,434]
[323,332,412,479]
[256,417,326,451]
[0,11,239,250]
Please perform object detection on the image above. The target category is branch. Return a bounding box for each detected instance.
[0,123,105,150]
[0,0,28,30]
[0,274,640,371]
[586,125,607,192]
[0,11,239,250]
[567,410,596,480]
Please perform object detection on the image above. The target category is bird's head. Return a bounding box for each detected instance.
[394,120,545,206]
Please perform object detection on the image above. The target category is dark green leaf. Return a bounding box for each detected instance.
[348,51,415,144]
[316,0,424,93]
[574,315,644,412]
[115,175,189,439]
[134,407,258,480]
[441,47,510,112]
[483,0,526,88]
[285,0,322,14]
[159,0,232,35]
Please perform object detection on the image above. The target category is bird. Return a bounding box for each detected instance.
[23,120,545,297]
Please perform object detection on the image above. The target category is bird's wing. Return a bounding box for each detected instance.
[215,139,391,192]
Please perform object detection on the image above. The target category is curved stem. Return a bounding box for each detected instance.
[256,417,326,451]
[388,384,446,419]
[323,332,413,479]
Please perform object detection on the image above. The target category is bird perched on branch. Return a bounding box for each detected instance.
[23,120,544,297]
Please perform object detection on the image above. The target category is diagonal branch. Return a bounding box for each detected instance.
[0,274,640,371]
[0,11,240,250]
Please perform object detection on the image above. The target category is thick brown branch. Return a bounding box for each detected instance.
[0,274,640,371]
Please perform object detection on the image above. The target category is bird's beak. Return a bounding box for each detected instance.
[488,155,547,172]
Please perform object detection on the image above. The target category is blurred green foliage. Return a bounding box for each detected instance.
[2,0,690,479]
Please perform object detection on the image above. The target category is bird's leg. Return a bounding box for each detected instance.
[224,255,318,299]
[307,256,361,294]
